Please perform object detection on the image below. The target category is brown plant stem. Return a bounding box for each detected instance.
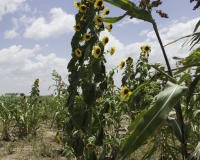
[152,21,188,159]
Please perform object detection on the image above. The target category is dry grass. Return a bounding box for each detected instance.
[0,121,66,160]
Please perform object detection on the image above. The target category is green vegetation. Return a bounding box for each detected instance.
[1,0,200,160]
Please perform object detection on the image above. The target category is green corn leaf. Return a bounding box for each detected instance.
[149,64,177,83]
[193,19,200,33]
[104,0,154,23]
[186,74,200,106]
[116,82,187,160]
[178,73,191,85]
[102,14,126,23]
[166,117,189,143]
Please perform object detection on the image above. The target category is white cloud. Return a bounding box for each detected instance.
[4,29,19,39]
[0,45,68,95]
[0,0,29,20]
[117,17,142,27]
[99,18,200,87]
[140,30,149,36]
[23,8,75,40]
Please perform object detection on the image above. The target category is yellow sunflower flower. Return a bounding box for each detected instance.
[94,15,103,26]
[144,45,151,53]
[107,23,112,32]
[141,45,151,53]
[84,33,91,41]
[110,46,115,55]
[103,8,110,15]
[94,0,104,9]
[73,23,81,32]
[126,57,133,64]
[86,143,94,149]
[93,46,101,58]
[79,4,87,13]
[74,2,81,9]
[120,86,129,97]
[102,36,109,46]
[120,60,125,70]
[34,78,39,85]
[124,92,133,101]
[75,48,82,58]
[87,0,94,2]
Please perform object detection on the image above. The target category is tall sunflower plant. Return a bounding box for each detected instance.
[64,0,123,159]
[119,45,161,115]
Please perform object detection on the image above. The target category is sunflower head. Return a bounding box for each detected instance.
[126,57,133,65]
[103,8,110,15]
[73,23,81,32]
[75,48,82,58]
[94,0,104,9]
[120,86,129,97]
[124,92,133,101]
[141,45,151,53]
[95,15,103,26]
[107,23,112,32]
[74,2,81,9]
[102,36,109,46]
[34,78,39,85]
[86,143,94,149]
[84,33,91,41]
[120,60,125,70]
[93,46,101,58]
[79,4,87,13]
[110,46,115,56]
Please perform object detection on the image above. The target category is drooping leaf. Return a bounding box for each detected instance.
[104,0,154,23]
[166,117,189,143]
[178,73,191,84]
[149,64,177,83]
[82,83,96,106]
[116,82,187,160]
[193,19,200,33]
[186,74,200,106]
[102,14,126,23]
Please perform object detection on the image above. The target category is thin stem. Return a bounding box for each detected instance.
[152,21,188,159]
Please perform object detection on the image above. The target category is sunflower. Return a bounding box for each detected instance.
[124,92,133,101]
[84,33,91,41]
[73,23,81,32]
[74,2,81,9]
[75,48,82,57]
[102,36,109,46]
[94,0,104,9]
[110,46,115,55]
[141,45,151,53]
[93,46,101,58]
[144,45,151,53]
[103,8,110,15]
[87,0,94,2]
[86,143,94,149]
[94,15,103,26]
[120,86,129,97]
[34,78,39,85]
[107,23,112,32]
[79,4,87,13]
[120,60,125,70]
[126,57,133,64]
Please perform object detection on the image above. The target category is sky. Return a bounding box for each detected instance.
[0,0,200,96]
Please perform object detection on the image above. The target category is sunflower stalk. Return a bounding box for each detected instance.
[152,21,188,159]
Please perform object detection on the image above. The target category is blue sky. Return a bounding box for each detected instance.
[0,0,200,95]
